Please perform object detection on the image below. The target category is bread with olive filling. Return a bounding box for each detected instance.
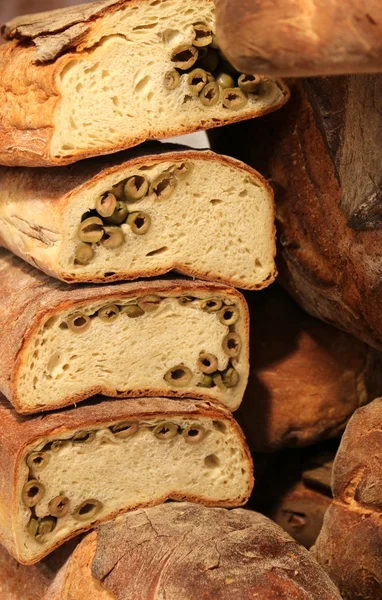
[0,395,253,565]
[0,144,276,289]
[0,0,289,167]
[0,249,249,414]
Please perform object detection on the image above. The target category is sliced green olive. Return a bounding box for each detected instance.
[27,452,50,472]
[75,243,94,266]
[73,499,103,522]
[164,365,193,387]
[78,217,104,243]
[222,87,248,110]
[27,518,39,537]
[22,480,45,507]
[222,332,241,357]
[164,70,181,90]
[121,304,145,318]
[198,353,218,374]
[154,422,179,440]
[95,193,117,218]
[216,72,235,90]
[238,73,261,93]
[222,366,240,388]
[127,212,151,235]
[149,171,177,200]
[200,298,223,312]
[188,68,208,95]
[197,374,214,388]
[171,44,198,70]
[212,373,227,392]
[200,82,220,107]
[218,306,240,326]
[72,431,96,444]
[110,421,139,439]
[124,175,149,202]
[98,304,120,323]
[183,424,206,443]
[104,201,128,225]
[102,226,124,249]
[67,314,91,334]
[137,295,161,312]
[192,22,213,47]
[49,496,70,518]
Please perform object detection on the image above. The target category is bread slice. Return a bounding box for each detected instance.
[0,0,289,167]
[0,144,276,289]
[49,504,341,600]
[0,395,253,564]
[0,249,249,414]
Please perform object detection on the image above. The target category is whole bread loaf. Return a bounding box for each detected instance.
[0,395,252,564]
[312,398,382,599]
[209,75,382,350]
[0,143,276,289]
[236,286,382,452]
[0,0,289,167]
[0,249,249,414]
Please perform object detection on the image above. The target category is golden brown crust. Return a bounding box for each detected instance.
[312,399,382,599]
[237,286,382,452]
[215,0,382,77]
[0,0,289,167]
[0,145,277,290]
[0,248,249,413]
[0,395,253,564]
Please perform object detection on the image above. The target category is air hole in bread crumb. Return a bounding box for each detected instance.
[239,189,248,197]
[205,454,220,468]
[210,199,222,206]
[255,259,262,267]
[133,23,158,30]
[146,246,169,257]
[104,272,116,277]
[135,75,151,93]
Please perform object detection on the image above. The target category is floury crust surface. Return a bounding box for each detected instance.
[0,145,276,289]
[0,0,289,166]
[0,396,253,564]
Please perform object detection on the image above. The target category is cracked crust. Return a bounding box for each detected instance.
[43,503,343,599]
[0,0,289,167]
[0,248,249,414]
[0,144,277,289]
[0,396,253,564]
[312,399,382,599]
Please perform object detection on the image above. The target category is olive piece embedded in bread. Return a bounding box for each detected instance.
[72,431,96,444]
[218,306,240,326]
[73,499,103,521]
[104,201,128,225]
[153,422,179,440]
[192,22,213,47]
[171,162,194,180]
[49,496,70,518]
[197,374,214,388]
[78,217,104,243]
[95,193,117,218]
[222,366,240,388]
[22,480,45,507]
[102,226,124,249]
[121,304,145,318]
[171,45,198,70]
[74,243,94,265]
[66,314,91,334]
[97,304,120,323]
[27,518,39,537]
[137,295,161,312]
[35,517,57,543]
[188,68,208,95]
[149,171,177,200]
[238,73,261,93]
[198,353,218,374]
[27,452,51,472]
[127,212,151,235]
[124,175,149,202]
[164,365,193,387]
[164,70,181,90]
[110,421,139,439]
[222,88,248,110]
[200,82,220,106]
[212,373,227,392]
[223,332,241,357]
[216,72,235,90]
[200,298,223,312]
[183,424,206,443]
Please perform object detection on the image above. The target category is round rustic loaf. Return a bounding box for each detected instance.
[46,502,342,600]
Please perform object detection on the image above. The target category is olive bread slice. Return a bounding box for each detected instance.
[0,249,249,414]
[0,144,276,289]
[0,0,289,167]
[0,396,253,565]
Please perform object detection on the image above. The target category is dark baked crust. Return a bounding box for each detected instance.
[312,399,382,599]
[236,285,382,452]
[215,0,382,77]
[0,0,289,167]
[0,396,253,564]
[0,248,249,413]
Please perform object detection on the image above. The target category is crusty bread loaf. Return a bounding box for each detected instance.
[44,503,342,599]
[208,75,382,350]
[0,249,249,414]
[0,144,276,289]
[215,0,382,77]
[312,398,382,600]
[0,395,252,564]
[236,286,382,452]
[0,0,289,167]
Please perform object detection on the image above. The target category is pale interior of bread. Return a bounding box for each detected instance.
[17,412,251,563]
[17,291,248,412]
[51,0,285,159]
[61,156,274,287]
